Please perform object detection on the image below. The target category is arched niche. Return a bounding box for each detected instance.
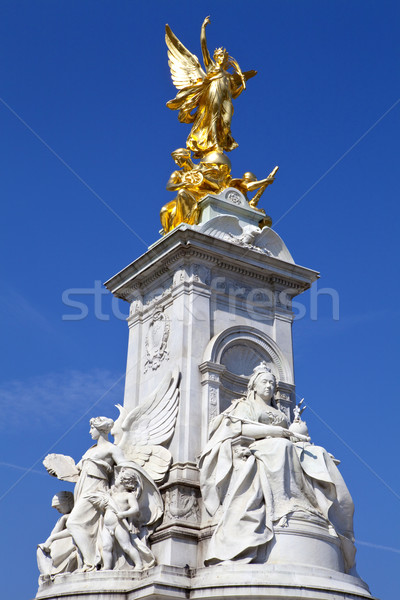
[199,327,295,441]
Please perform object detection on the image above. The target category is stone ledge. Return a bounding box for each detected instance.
[104,226,319,302]
[35,563,374,600]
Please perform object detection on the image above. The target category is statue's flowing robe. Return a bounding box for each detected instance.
[66,448,111,567]
[199,398,356,571]
[167,66,239,157]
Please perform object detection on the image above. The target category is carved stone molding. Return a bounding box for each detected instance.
[208,386,219,420]
[204,326,292,384]
[105,231,318,301]
[199,362,226,423]
[192,264,211,285]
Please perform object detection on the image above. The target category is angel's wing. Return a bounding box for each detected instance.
[165,25,205,90]
[124,445,172,483]
[115,368,180,451]
[254,227,295,263]
[43,453,80,483]
[111,403,128,446]
[197,215,244,240]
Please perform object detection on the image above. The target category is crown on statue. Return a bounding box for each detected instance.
[252,362,273,376]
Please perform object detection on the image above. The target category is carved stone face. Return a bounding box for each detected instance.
[89,425,100,440]
[253,373,276,403]
[51,496,69,515]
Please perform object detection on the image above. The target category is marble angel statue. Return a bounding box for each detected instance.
[166,16,256,158]
[199,363,357,573]
[42,369,180,573]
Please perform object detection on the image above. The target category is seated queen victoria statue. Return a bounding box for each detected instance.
[199,363,357,573]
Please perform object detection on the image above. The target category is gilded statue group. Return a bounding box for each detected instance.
[161,16,278,234]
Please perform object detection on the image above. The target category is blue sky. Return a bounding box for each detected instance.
[1,1,399,598]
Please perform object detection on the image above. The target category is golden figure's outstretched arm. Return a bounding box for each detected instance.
[200,16,212,70]
[246,166,279,192]
[249,166,279,207]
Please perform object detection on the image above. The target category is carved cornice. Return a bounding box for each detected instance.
[104,229,319,301]
[199,361,227,376]
[150,524,201,542]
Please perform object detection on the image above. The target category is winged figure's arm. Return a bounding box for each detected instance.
[165,24,205,91]
[200,16,212,70]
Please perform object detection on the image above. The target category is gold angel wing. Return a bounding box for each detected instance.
[165,24,205,90]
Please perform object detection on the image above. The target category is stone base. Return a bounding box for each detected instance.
[197,189,265,229]
[35,564,373,600]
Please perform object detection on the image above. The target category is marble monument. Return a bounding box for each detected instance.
[35,15,375,600]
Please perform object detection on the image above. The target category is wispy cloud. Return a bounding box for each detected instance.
[356,540,400,555]
[0,284,54,333]
[0,369,125,430]
[0,462,47,476]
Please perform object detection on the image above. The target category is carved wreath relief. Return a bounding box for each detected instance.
[144,307,170,372]
[164,486,200,523]
[225,189,244,205]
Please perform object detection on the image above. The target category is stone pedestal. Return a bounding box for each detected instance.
[35,196,373,599]
[197,188,266,228]
[102,220,320,574]
[36,564,374,600]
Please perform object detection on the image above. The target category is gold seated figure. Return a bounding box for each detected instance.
[160,149,232,234]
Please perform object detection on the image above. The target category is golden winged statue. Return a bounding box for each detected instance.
[166,16,257,158]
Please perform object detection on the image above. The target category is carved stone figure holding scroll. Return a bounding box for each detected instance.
[199,363,357,572]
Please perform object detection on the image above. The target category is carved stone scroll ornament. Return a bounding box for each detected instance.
[41,369,180,576]
[144,307,170,372]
